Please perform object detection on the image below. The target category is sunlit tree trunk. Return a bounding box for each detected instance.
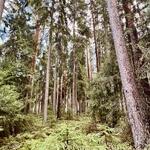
[0,0,5,21]
[106,0,150,149]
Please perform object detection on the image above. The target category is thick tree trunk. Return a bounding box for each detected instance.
[106,0,150,149]
[122,0,150,98]
[122,0,142,69]
[0,0,5,21]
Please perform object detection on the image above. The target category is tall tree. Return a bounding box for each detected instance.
[106,0,150,149]
[122,0,150,98]
[90,0,100,72]
[43,1,55,122]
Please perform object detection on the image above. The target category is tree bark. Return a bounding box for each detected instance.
[72,54,78,114]
[90,0,100,72]
[72,1,78,114]
[53,65,57,114]
[57,75,63,119]
[106,0,150,149]
[86,48,92,81]
[29,19,41,113]
[122,0,150,98]
[0,0,5,21]
[43,43,51,122]
[122,0,142,69]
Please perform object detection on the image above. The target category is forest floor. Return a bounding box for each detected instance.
[0,117,132,150]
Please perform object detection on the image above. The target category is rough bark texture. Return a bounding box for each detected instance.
[0,0,5,21]
[122,0,150,98]
[122,0,142,68]
[106,0,150,149]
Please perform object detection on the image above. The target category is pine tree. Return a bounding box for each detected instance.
[106,0,150,149]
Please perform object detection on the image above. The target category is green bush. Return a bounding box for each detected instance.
[0,85,23,116]
[0,84,35,137]
[0,114,35,137]
[89,52,122,127]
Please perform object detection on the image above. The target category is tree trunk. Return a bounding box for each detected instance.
[53,66,57,114]
[0,0,5,21]
[43,43,51,122]
[90,0,100,72]
[43,0,55,122]
[57,75,63,119]
[30,19,41,113]
[72,2,78,114]
[72,55,77,114]
[56,77,59,116]
[122,0,142,69]
[86,48,92,81]
[122,0,150,98]
[106,0,150,149]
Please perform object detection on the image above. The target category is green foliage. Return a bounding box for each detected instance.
[89,52,122,126]
[0,114,36,138]
[0,117,132,150]
[0,85,22,115]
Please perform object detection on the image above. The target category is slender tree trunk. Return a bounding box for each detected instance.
[0,0,5,21]
[57,75,63,119]
[72,2,78,114]
[43,0,55,122]
[72,55,78,114]
[86,48,92,81]
[56,77,59,115]
[43,44,51,122]
[53,66,57,114]
[30,19,41,112]
[106,0,150,149]
[90,0,100,72]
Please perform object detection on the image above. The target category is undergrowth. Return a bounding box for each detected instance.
[0,117,133,150]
